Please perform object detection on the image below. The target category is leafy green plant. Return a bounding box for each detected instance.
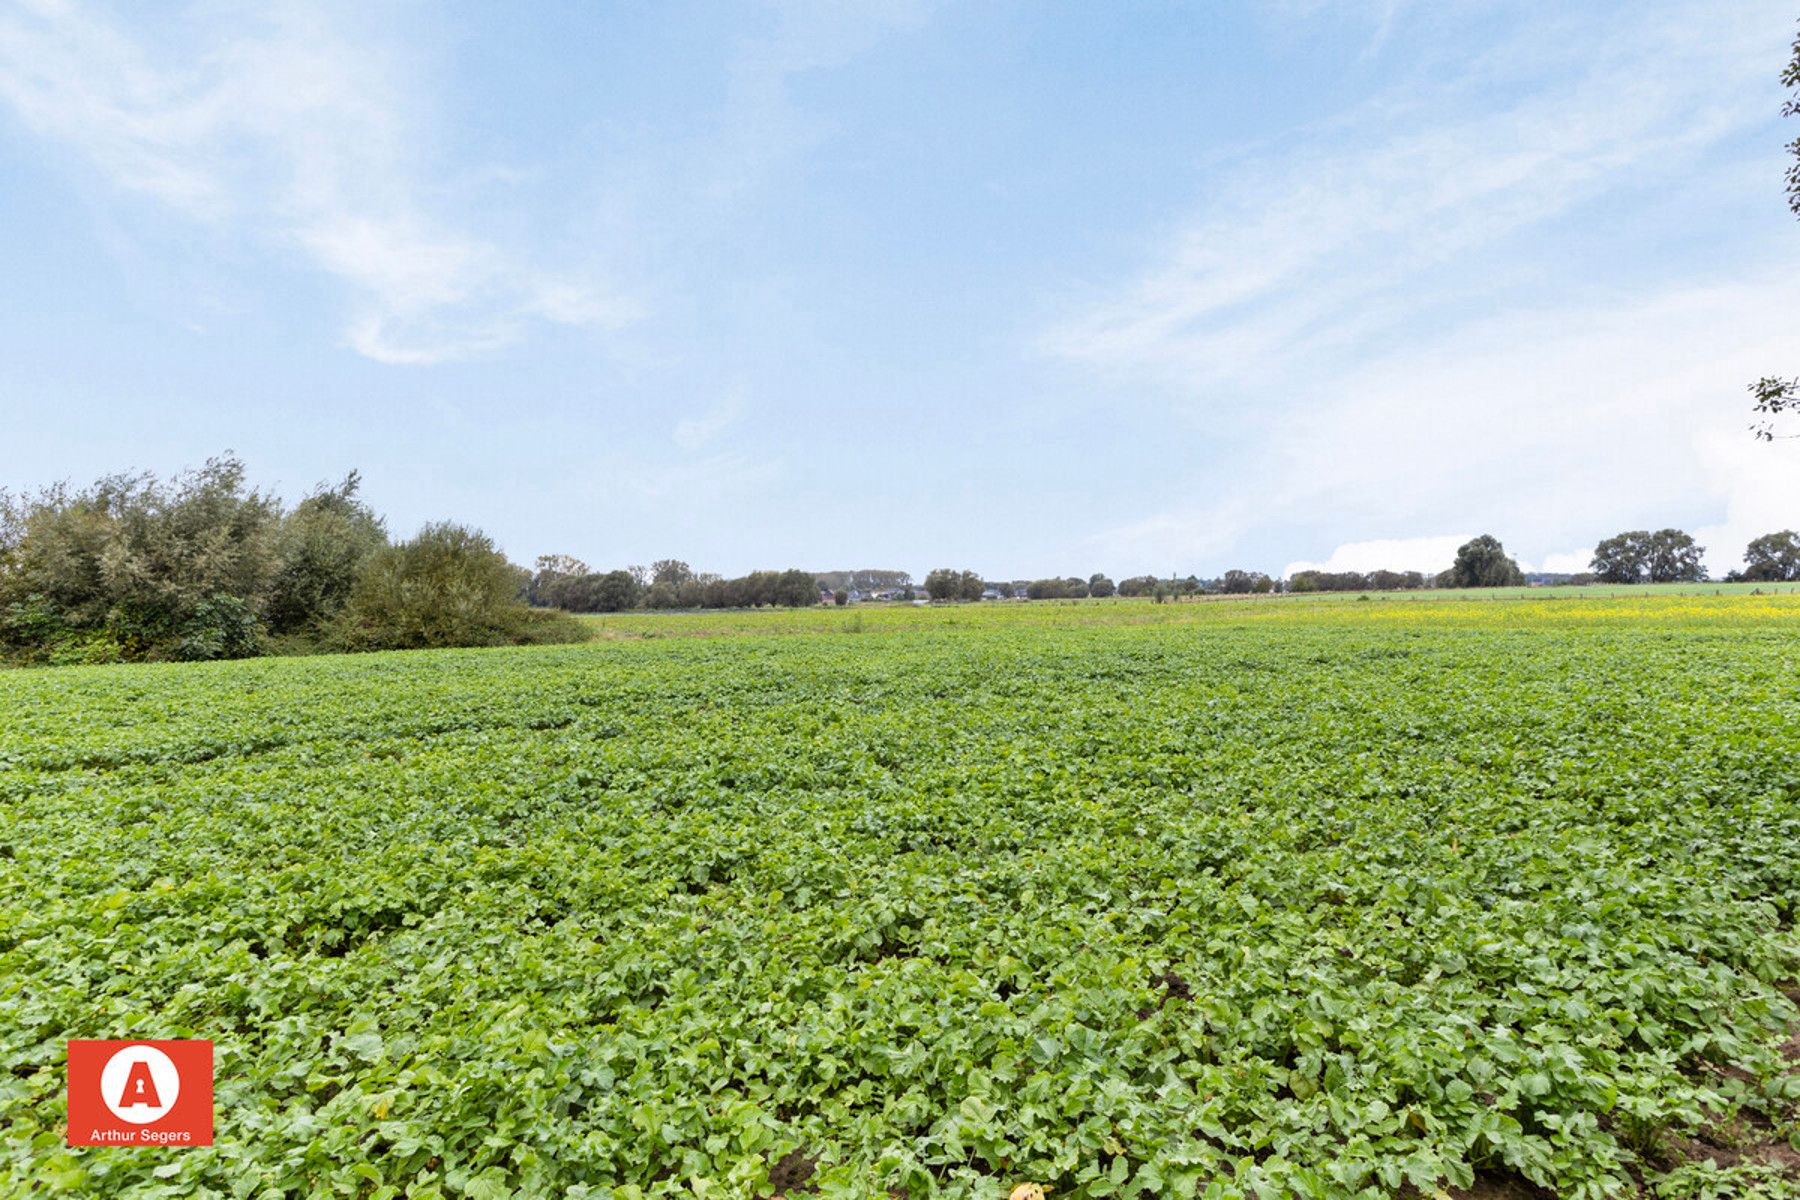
[177,593,261,661]
[1,596,1797,1196]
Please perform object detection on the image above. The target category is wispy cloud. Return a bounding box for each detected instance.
[705,0,937,201]
[1043,3,1784,393]
[0,0,635,364]
[672,389,748,451]
[1054,0,1800,575]
[1266,0,1414,58]
[611,449,783,504]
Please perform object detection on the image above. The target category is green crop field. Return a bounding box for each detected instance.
[5,595,1800,1199]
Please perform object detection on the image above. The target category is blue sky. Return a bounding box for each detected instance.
[3,0,1798,580]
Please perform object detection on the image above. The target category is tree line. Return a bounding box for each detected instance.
[530,525,1799,625]
[528,557,820,612]
[5,457,1795,669]
[915,528,1800,605]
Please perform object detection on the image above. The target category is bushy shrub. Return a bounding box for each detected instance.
[0,594,127,666]
[0,456,280,656]
[511,607,596,645]
[335,522,587,651]
[1,458,580,666]
[45,632,127,667]
[266,473,387,633]
[177,593,261,661]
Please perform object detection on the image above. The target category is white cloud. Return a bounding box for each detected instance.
[1534,550,1594,575]
[1693,430,1800,575]
[1085,266,1800,574]
[0,0,635,364]
[1284,534,1470,578]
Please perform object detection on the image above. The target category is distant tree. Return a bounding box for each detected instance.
[686,572,722,607]
[1446,535,1525,588]
[1587,527,1704,585]
[1744,529,1800,580]
[1219,569,1272,594]
[1644,528,1706,582]
[1288,569,1415,592]
[592,569,640,612]
[920,568,985,601]
[529,554,594,608]
[833,588,849,606]
[651,559,694,589]
[536,553,590,580]
[923,567,962,601]
[1088,573,1115,598]
[773,568,820,607]
[1116,575,1157,597]
[1591,531,1651,584]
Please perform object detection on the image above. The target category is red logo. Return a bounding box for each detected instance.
[67,1040,213,1147]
